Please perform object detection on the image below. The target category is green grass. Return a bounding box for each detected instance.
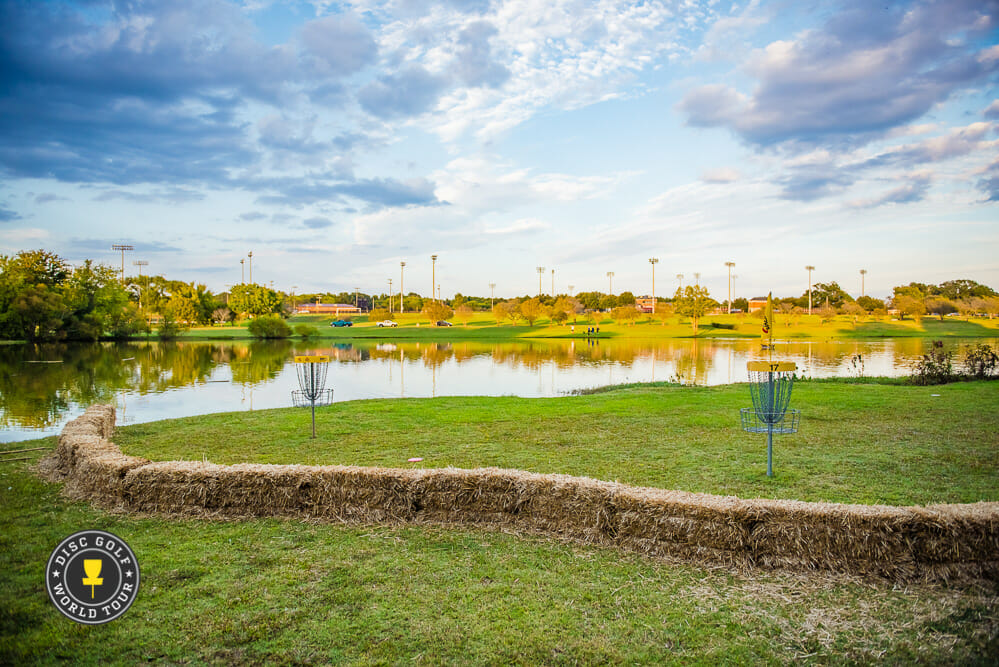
[2,450,996,664]
[159,312,999,342]
[115,380,999,506]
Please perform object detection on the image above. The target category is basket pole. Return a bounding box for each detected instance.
[767,370,774,476]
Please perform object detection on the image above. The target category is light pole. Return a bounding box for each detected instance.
[247,251,253,284]
[551,269,555,297]
[400,261,406,313]
[676,273,683,292]
[607,271,614,295]
[388,279,393,314]
[133,260,148,309]
[860,269,867,298]
[806,265,815,314]
[568,284,574,297]
[725,261,735,313]
[240,258,245,283]
[731,275,738,308]
[693,272,701,287]
[354,287,359,308]
[489,283,496,309]
[649,258,659,307]
[291,285,298,311]
[111,244,133,283]
[431,255,437,303]
[536,267,545,296]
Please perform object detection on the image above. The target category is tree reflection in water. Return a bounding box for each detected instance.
[0,337,991,438]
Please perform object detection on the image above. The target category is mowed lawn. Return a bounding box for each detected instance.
[116,380,999,506]
[2,449,997,665]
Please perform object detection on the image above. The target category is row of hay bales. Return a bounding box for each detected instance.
[41,405,999,584]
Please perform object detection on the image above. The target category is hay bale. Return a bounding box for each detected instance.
[41,403,999,585]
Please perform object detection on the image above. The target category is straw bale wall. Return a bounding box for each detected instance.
[40,405,999,584]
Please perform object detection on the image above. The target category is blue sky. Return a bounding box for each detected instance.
[1,0,997,301]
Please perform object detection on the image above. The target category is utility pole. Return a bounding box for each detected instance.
[111,244,133,283]
[725,261,735,313]
[536,267,545,296]
[806,265,815,314]
[133,260,148,309]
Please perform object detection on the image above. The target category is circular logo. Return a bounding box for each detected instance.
[45,530,140,625]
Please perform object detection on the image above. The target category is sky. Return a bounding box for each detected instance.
[0,0,997,302]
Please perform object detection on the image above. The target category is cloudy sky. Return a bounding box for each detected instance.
[1,0,997,301]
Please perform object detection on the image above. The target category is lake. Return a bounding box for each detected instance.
[1,337,990,442]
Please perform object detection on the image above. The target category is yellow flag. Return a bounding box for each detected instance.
[761,292,774,346]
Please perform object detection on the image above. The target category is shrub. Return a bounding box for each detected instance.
[294,324,320,338]
[910,341,954,385]
[248,315,292,339]
[962,343,998,379]
[157,315,188,341]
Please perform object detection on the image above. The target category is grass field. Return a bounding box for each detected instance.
[2,442,997,664]
[115,379,999,507]
[168,311,999,342]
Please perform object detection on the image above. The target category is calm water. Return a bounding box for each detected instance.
[1,337,991,442]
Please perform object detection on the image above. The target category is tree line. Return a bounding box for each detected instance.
[1,249,995,341]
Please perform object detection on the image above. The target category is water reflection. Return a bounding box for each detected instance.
[0,337,992,441]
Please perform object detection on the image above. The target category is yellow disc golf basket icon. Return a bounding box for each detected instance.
[292,355,334,438]
[740,361,800,477]
[82,559,103,599]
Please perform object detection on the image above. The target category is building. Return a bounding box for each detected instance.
[296,303,362,316]
[635,297,656,313]
[747,297,769,313]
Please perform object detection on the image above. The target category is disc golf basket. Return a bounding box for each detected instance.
[740,360,800,477]
[292,355,333,438]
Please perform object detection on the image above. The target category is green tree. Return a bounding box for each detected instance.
[229,283,282,317]
[62,261,133,341]
[453,305,474,326]
[925,297,957,321]
[808,282,854,308]
[0,250,71,340]
[673,285,714,336]
[856,295,882,312]
[247,315,292,339]
[617,291,636,307]
[518,298,547,326]
[893,295,926,321]
[422,301,454,323]
[937,279,996,300]
[612,305,640,325]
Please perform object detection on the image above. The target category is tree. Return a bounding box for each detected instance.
[518,298,547,326]
[369,308,390,322]
[856,295,883,312]
[61,261,133,341]
[0,250,71,340]
[653,300,674,325]
[937,279,996,300]
[229,283,282,317]
[422,301,454,323]
[617,291,636,307]
[841,301,865,324]
[893,295,926,321]
[672,285,714,335]
[212,307,233,325]
[550,296,578,325]
[732,297,749,312]
[453,305,474,326]
[925,297,957,321]
[611,305,640,325]
[808,282,853,308]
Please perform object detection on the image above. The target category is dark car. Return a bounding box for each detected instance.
[436,321,453,327]
[330,319,354,327]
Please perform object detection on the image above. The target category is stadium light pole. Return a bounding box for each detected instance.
[860,269,867,298]
[291,285,298,311]
[806,265,815,314]
[568,284,574,297]
[725,261,735,313]
[607,271,614,295]
[693,272,701,287]
[247,251,253,284]
[400,262,406,313]
[240,258,245,284]
[536,266,545,296]
[111,244,133,283]
[431,255,437,303]
[388,279,393,314]
[489,283,496,309]
[551,268,555,297]
[649,258,658,306]
[676,273,683,292]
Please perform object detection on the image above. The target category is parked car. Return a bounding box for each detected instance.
[330,319,353,327]
[436,320,453,327]
[377,320,398,327]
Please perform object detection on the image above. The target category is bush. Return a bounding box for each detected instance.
[910,341,954,385]
[294,324,320,338]
[247,315,292,339]
[963,343,998,379]
[157,315,188,341]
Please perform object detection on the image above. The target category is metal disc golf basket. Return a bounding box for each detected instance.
[292,355,334,438]
[740,361,800,477]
